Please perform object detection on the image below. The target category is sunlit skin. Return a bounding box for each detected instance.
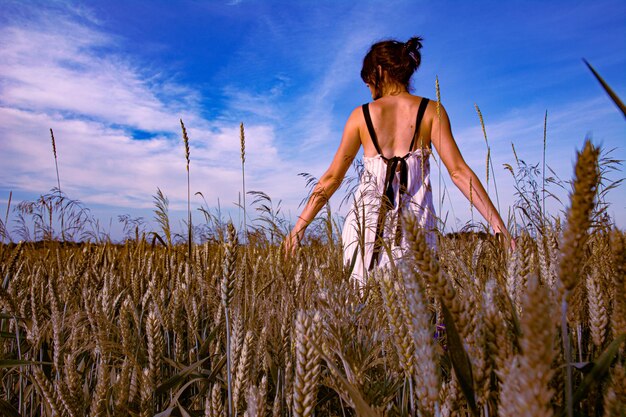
[286,69,515,254]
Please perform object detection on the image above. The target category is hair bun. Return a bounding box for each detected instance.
[404,37,423,53]
[360,36,424,94]
[403,37,423,66]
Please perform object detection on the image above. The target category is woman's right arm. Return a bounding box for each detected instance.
[285,107,362,253]
[431,104,514,248]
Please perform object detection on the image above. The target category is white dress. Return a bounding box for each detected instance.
[341,99,437,285]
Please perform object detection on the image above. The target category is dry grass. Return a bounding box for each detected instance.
[0,136,624,416]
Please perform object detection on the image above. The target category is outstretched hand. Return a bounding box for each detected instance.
[283,229,301,257]
[495,232,516,251]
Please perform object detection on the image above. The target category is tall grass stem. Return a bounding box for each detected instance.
[240,123,247,286]
[561,294,573,417]
[542,110,548,220]
[436,77,442,220]
[474,105,501,214]
[50,128,64,240]
[180,119,192,259]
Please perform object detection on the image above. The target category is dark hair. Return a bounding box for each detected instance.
[360,37,423,98]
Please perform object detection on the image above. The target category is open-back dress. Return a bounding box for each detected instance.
[341,97,437,285]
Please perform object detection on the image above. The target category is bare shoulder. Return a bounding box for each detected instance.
[348,105,364,121]
[345,105,366,133]
[410,94,438,112]
[411,96,440,130]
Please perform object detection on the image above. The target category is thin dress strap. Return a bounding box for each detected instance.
[363,97,431,271]
[408,98,430,152]
[362,104,384,157]
[363,100,430,157]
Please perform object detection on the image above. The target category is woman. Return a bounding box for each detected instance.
[286,37,514,284]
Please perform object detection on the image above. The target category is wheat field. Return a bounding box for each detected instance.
[0,133,625,417]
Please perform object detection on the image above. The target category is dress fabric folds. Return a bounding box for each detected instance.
[341,99,436,285]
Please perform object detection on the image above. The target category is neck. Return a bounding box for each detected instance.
[380,83,408,97]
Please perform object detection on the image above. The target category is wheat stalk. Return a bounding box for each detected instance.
[180,119,192,260]
[48,278,63,373]
[499,276,555,417]
[480,279,507,413]
[376,268,415,379]
[475,105,489,190]
[222,222,238,417]
[49,128,65,240]
[403,212,466,332]
[469,177,474,219]
[2,130,623,416]
[542,110,548,218]
[240,122,247,239]
[435,76,442,218]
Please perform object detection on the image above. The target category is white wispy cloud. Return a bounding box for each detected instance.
[0,19,192,131]
[0,7,297,219]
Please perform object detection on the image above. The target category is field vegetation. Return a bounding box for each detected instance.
[0,67,625,416]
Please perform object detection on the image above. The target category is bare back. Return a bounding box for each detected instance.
[359,94,433,158]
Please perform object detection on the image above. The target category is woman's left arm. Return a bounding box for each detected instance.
[286,108,362,251]
[432,104,515,248]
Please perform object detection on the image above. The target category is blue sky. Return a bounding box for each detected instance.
[0,0,624,241]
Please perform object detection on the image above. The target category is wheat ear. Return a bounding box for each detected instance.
[34,366,64,416]
[401,263,440,415]
[557,140,600,415]
[559,139,600,294]
[498,276,555,417]
[222,222,238,417]
[403,212,466,333]
[293,310,321,417]
[586,269,608,348]
[376,268,415,376]
[603,363,626,416]
[240,122,248,242]
[180,119,192,260]
[90,356,108,416]
[206,383,225,417]
[49,128,65,240]
[233,330,254,413]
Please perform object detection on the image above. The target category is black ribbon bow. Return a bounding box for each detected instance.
[368,155,410,270]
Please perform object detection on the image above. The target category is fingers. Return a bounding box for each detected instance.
[283,232,300,258]
[495,232,516,252]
